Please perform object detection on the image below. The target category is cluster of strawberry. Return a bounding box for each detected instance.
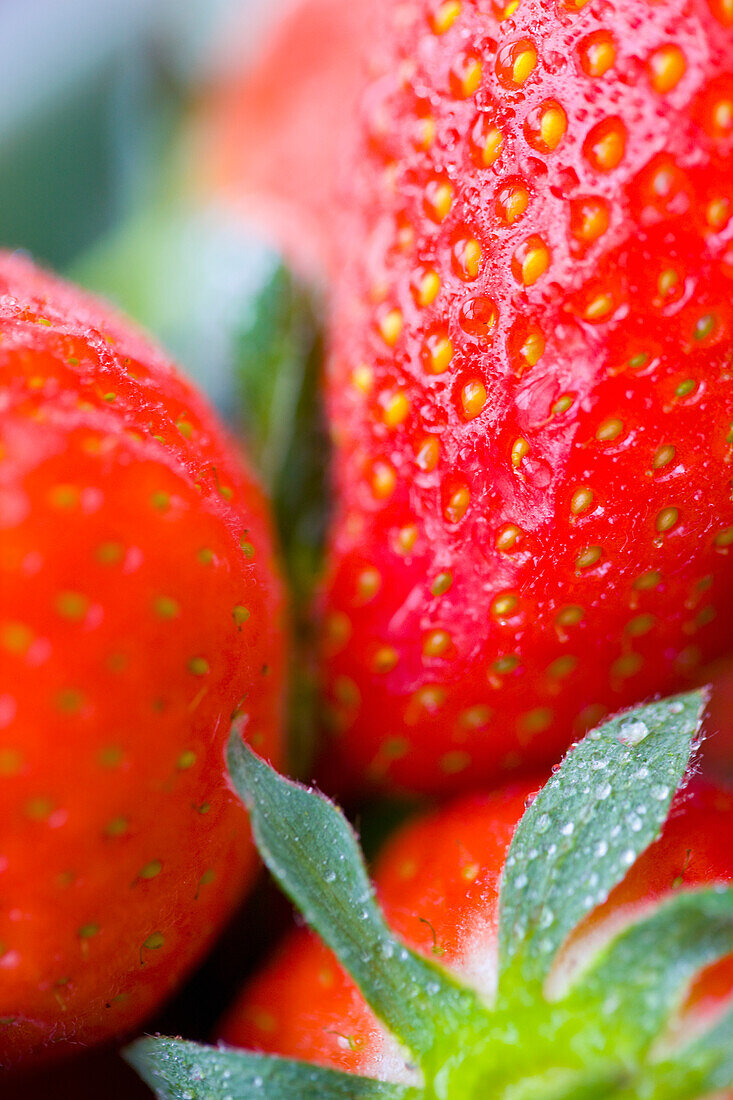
[4,0,733,1097]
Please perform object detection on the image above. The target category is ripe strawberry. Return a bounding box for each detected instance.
[0,253,285,1067]
[130,694,733,1100]
[318,0,733,796]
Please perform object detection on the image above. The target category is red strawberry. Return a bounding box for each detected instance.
[318,0,733,796]
[130,694,733,1100]
[0,253,285,1068]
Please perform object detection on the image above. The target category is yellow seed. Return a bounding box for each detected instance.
[540,105,567,149]
[715,526,733,547]
[417,116,436,149]
[653,444,676,468]
[461,379,487,420]
[426,335,454,374]
[571,487,594,515]
[445,486,470,523]
[626,613,656,636]
[143,932,165,951]
[352,364,374,393]
[596,417,623,441]
[707,197,730,230]
[511,437,530,468]
[547,655,578,679]
[496,524,522,551]
[556,605,584,626]
[431,0,461,33]
[520,330,545,366]
[55,591,89,621]
[502,186,529,224]
[139,860,162,880]
[370,461,397,500]
[460,704,493,729]
[456,58,482,98]
[513,45,538,84]
[441,750,471,774]
[425,181,454,222]
[334,676,360,707]
[521,242,550,285]
[395,525,418,554]
[658,268,679,297]
[576,545,602,570]
[188,657,210,676]
[431,571,453,596]
[491,592,518,617]
[584,292,615,321]
[460,238,482,278]
[415,269,441,307]
[583,35,616,77]
[357,567,381,602]
[378,308,403,347]
[410,685,447,713]
[324,611,351,653]
[0,749,23,775]
[552,393,575,416]
[656,506,679,532]
[1,621,34,655]
[520,707,553,736]
[479,126,503,167]
[492,654,520,674]
[423,629,452,657]
[648,45,686,94]
[373,646,399,673]
[611,652,643,680]
[589,124,625,170]
[416,436,440,471]
[383,390,410,428]
[634,570,662,590]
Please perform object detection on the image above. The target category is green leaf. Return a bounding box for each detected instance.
[653,1003,733,1097]
[566,887,733,1059]
[498,691,706,989]
[125,1037,423,1100]
[226,735,490,1062]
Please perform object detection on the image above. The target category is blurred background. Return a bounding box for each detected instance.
[0,0,297,415]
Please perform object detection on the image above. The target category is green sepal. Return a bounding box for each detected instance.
[564,886,733,1061]
[226,734,491,1061]
[124,1037,424,1100]
[498,691,706,989]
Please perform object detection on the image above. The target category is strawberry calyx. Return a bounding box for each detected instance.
[127,691,733,1100]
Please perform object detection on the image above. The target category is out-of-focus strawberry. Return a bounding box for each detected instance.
[0,252,285,1067]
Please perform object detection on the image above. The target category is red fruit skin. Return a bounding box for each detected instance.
[220,779,733,1090]
[319,0,733,796]
[0,253,285,1067]
[199,0,383,277]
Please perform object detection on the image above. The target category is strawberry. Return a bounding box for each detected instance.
[317,0,733,796]
[129,693,733,1100]
[0,253,285,1068]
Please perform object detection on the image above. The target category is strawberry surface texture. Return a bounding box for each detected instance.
[319,0,733,796]
[0,252,285,1067]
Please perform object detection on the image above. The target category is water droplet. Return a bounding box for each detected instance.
[597,782,612,800]
[595,840,608,857]
[621,720,650,745]
[561,821,574,836]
